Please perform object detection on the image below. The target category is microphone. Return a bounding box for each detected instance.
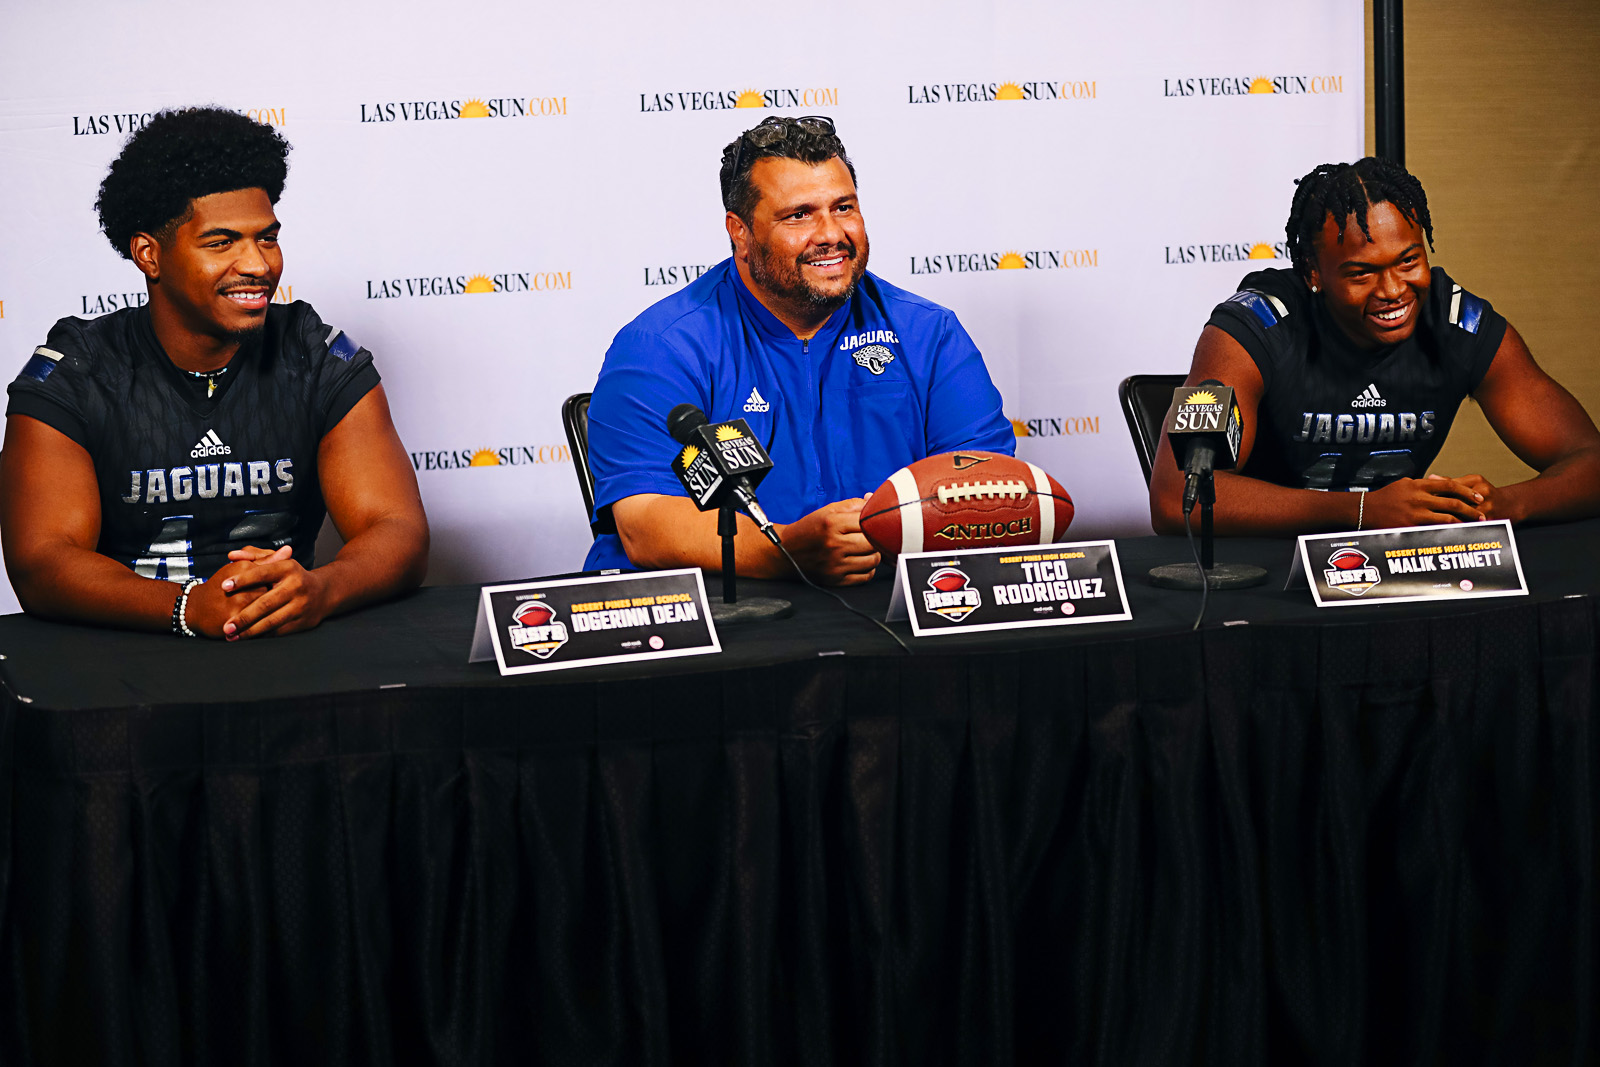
[666,403,782,545]
[1162,379,1242,515]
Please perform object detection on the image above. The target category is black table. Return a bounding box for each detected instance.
[2,523,1597,1066]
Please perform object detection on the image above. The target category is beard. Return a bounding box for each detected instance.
[746,232,870,315]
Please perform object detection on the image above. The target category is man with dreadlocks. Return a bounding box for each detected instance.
[582,115,1012,583]
[1150,156,1600,535]
[2,107,429,638]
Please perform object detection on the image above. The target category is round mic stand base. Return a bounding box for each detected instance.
[1148,469,1269,591]
[711,597,795,624]
[714,499,793,623]
[1147,562,1268,591]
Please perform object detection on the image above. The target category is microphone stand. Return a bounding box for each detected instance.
[719,499,739,604]
[1148,466,1267,593]
[709,496,793,625]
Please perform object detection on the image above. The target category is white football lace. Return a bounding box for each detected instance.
[935,480,1029,504]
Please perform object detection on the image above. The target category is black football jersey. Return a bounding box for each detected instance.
[7,301,380,582]
[1206,266,1506,491]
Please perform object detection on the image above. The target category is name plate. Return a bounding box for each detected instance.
[1294,520,1527,607]
[469,568,720,675]
[889,541,1132,637]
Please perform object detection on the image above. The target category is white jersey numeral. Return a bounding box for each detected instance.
[134,516,195,582]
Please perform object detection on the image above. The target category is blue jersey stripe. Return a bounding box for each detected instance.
[20,352,58,382]
[1226,290,1281,329]
[327,330,360,361]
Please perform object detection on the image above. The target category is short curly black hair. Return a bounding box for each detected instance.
[96,106,291,260]
[719,116,856,224]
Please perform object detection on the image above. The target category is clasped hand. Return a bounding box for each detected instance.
[1363,473,1497,529]
[182,545,331,640]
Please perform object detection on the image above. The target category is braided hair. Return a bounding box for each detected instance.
[1285,157,1434,278]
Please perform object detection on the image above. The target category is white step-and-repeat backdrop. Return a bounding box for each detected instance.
[0,1,1362,612]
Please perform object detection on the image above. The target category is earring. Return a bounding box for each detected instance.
[1311,285,1319,293]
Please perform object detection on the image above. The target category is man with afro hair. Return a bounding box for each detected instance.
[1151,156,1600,536]
[2,107,428,639]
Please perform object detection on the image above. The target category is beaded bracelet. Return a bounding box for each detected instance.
[1356,490,1366,531]
[172,577,204,638]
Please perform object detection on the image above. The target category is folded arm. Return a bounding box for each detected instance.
[1453,324,1600,524]
[0,414,256,634]
[1149,326,1490,536]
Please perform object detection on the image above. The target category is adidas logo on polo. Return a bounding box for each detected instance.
[1351,383,1386,409]
[190,429,233,458]
[744,388,770,413]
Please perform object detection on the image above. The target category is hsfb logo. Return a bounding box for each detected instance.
[508,599,569,659]
[1323,547,1381,596]
[922,567,982,622]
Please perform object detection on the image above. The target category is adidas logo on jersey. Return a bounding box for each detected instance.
[190,429,232,458]
[1350,383,1386,409]
[743,388,770,413]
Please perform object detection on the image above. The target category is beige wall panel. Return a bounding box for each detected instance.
[1370,1,1600,485]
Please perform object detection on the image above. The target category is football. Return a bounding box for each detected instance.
[859,451,1074,554]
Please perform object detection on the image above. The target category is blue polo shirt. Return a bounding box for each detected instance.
[582,259,1014,571]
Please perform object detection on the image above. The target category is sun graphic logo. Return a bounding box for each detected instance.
[1185,390,1219,405]
[996,251,1027,270]
[679,443,700,467]
[458,99,491,118]
[735,89,766,108]
[1248,77,1276,94]
[1011,418,1031,437]
[994,82,1025,101]
[1247,243,1278,259]
[469,448,502,467]
[463,275,495,294]
[714,424,745,442]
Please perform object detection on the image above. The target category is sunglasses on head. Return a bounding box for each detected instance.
[725,115,836,201]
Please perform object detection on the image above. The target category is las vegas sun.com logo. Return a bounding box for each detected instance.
[639,86,840,113]
[409,445,571,472]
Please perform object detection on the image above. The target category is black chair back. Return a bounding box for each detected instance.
[1118,374,1186,486]
[562,392,610,536]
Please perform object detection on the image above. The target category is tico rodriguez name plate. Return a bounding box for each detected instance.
[890,541,1132,637]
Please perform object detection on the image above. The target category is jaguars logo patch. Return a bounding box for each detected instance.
[853,344,895,375]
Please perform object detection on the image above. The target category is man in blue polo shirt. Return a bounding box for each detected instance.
[582,115,1014,584]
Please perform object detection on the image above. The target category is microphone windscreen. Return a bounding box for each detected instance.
[666,403,708,444]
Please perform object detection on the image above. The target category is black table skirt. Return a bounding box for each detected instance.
[2,527,1598,1066]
